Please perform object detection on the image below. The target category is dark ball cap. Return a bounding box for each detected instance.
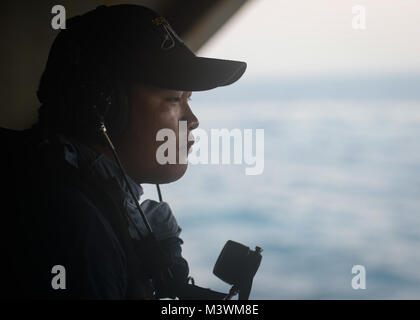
[38,4,247,103]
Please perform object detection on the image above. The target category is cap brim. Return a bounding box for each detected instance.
[130,52,247,92]
[176,56,247,91]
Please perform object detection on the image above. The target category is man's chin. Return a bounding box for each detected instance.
[144,163,188,184]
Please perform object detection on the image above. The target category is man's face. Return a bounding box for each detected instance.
[118,84,199,184]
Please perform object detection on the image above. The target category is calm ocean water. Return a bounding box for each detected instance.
[142,79,420,299]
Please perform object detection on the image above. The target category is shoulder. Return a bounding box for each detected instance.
[30,180,128,299]
[49,181,123,244]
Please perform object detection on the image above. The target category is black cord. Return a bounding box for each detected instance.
[156,184,163,202]
[99,122,153,236]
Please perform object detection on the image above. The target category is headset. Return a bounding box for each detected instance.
[54,18,165,244]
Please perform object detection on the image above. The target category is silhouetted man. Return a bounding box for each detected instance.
[2,4,246,299]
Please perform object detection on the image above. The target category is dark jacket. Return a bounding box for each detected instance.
[1,127,188,299]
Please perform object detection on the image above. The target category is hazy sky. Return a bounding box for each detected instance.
[199,0,420,79]
[169,0,420,299]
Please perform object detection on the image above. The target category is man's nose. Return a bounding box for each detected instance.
[188,113,199,131]
[185,105,199,131]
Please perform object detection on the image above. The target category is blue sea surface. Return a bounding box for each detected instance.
[142,76,420,299]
